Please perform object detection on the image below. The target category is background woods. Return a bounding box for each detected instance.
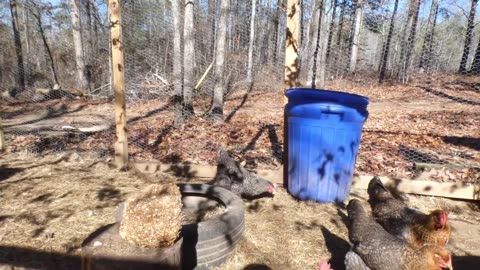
[1,0,480,96]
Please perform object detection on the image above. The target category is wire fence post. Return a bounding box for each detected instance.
[108,0,128,169]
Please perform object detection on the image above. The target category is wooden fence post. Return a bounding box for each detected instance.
[0,115,6,152]
[283,0,301,187]
[108,0,128,169]
[284,0,301,93]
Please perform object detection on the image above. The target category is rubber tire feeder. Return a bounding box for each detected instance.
[97,183,245,270]
[179,184,245,270]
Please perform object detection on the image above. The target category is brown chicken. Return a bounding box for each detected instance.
[346,199,453,270]
[367,176,451,249]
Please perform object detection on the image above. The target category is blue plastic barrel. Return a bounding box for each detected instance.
[285,88,369,203]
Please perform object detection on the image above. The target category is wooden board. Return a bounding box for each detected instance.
[351,175,480,201]
[132,162,480,201]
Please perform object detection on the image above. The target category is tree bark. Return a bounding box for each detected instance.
[70,0,89,90]
[0,116,6,152]
[85,0,94,63]
[272,0,281,63]
[247,0,257,85]
[379,0,399,82]
[32,8,59,87]
[470,38,480,73]
[210,0,230,122]
[398,0,421,83]
[208,0,216,60]
[308,0,325,88]
[349,0,364,73]
[300,0,304,46]
[419,0,439,71]
[23,5,30,55]
[183,0,195,117]
[459,0,478,73]
[172,0,185,126]
[326,0,337,61]
[333,0,346,71]
[9,0,26,92]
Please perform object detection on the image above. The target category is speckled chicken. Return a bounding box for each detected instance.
[367,176,451,248]
[211,148,277,198]
[346,199,453,270]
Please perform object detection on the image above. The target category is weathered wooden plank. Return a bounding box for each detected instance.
[132,162,479,201]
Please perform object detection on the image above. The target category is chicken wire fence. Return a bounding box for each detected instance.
[0,0,479,182]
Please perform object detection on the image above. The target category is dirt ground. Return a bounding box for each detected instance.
[1,153,479,270]
[2,74,479,182]
[1,74,479,269]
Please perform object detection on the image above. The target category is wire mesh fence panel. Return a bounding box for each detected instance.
[0,0,479,182]
[0,0,114,159]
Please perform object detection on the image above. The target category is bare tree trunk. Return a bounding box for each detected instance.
[9,0,25,93]
[229,0,236,53]
[379,0,399,82]
[85,0,94,63]
[470,38,480,73]
[349,0,364,73]
[263,0,272,64]
[317,2,331,86]
[419,0,439,71]
[0,116,6,152]
[300,0,304,45]
[172,0,185,126]
[70,0,89,90]
[32,9,59,87]
[333,0,346,72]
[91,1,100,55]
[208,0,216,60]
[308,0,325,88]
[210,0,230,122]
[326,0,338,61]
[183,0,195,117]
[459,0,478,73]
[272,0,281,63]
[398,0,420,83]
[247,0,257,85]
[22,4,32,85]
[23,6,30,55]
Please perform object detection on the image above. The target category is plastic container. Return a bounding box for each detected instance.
[285,88,369,203]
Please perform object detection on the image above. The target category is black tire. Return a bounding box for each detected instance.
[81,223,183,270]
[178,184,245,270]
[116,184,245,270]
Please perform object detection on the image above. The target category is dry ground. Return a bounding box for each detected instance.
[1,153,479,270]
[1,74,479,269]
[2,74,479,181]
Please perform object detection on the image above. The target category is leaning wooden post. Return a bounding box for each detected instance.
[283,0,301,187]
[0,115,6,152]
[108,0,128,169]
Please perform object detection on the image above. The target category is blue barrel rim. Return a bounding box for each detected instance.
[285,88,370,106]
